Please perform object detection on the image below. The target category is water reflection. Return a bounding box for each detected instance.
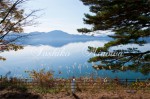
[0,41,149,79]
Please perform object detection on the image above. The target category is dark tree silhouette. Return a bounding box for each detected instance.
[78,0,150,75]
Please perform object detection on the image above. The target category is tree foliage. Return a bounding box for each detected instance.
[78,0,150,75]
[0,0,39,60]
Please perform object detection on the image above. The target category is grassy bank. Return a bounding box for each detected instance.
[0,69,150,98]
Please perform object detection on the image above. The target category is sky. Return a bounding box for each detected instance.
[23,0,90,34]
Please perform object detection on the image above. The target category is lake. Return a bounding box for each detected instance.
[0,40,150,79]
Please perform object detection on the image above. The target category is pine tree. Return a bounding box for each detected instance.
[78,0,150,75]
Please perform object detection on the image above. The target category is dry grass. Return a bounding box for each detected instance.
[0,77,150,99]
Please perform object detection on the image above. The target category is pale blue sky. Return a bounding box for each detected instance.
[24,0,90,34]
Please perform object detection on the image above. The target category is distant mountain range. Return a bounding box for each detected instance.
[6,30,150,47]
[7,30,112,47]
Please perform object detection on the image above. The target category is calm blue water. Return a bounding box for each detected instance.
[0,40,150,79]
